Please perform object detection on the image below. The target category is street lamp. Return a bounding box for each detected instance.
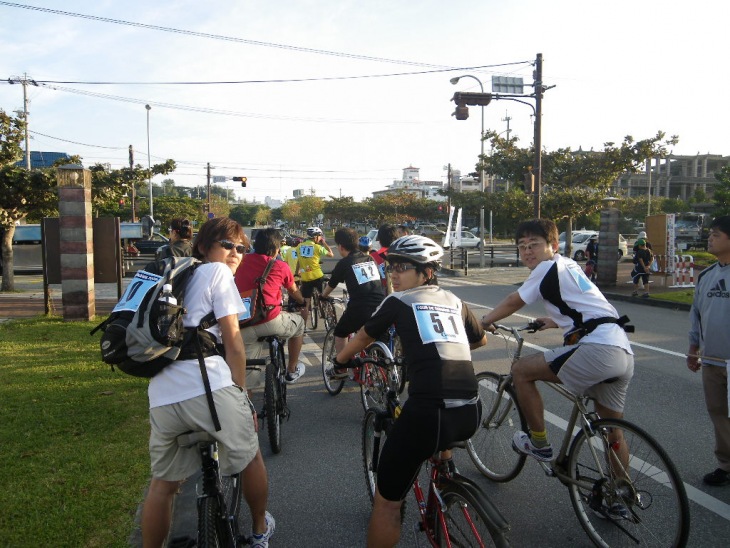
[451,74,487,267]
[145,104,153,219]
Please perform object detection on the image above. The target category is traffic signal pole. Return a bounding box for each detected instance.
[533,53,543,219]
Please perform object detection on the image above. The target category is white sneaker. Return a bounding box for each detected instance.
[249,511,275,548]
[285,361,306,384]
[512,430,553,462]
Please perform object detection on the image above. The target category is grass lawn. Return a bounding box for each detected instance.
[650,290,695,306]
[0,317,151,547]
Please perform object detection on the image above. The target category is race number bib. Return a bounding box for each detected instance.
[112,270,163,313]
[412,302,468,345]
[239,297,252,321]
[299,245,315,258]
[352,262,380,284]
[378,263,386,279]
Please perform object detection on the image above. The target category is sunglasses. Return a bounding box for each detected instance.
[217,240,246,254]
[385,263,419,274]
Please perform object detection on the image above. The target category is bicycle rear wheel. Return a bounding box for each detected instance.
[391,334,407,394]
[265,358,284,454]
[360,345,389,411]
[309,291,319,330]
[322,298,337,332]
[197,496,231,548]
[567,418,690,548]
[436,483,507,547]
[467,372,527,482]
[321,327,345,395]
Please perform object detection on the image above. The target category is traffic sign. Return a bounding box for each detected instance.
[212,176,227,183]
[208,212,215,219]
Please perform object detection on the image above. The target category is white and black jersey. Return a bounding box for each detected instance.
[518,254,632,353]
[363,284,485,402]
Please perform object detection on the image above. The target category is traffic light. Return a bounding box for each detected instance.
[232,176,247,187]
[451,91,492,120]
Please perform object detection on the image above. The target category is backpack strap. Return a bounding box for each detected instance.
[255,258,278,314]
[192,310,222,432]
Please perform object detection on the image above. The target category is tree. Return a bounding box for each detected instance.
[0,110,57,291]
[481,130,679,245]
[151,196,206,231]
[713,165,730,216]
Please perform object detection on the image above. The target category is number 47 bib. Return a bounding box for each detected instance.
[412,302,468,345]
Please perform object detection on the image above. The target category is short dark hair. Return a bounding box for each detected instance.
[710,215,730,237]
[193,217,247,260]
[170,218,193,240]
[253,227,282,256]
[515,218,559,247]
[334,227,358,252]
[377,224,398,248]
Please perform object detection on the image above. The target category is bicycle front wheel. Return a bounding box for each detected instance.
[567,418,690,548]
[265,359,283,454]
[197,496,230,548]
[436,483,508,548]
[362,409,387,502]
[321,328,345,395]
[467,372,527,482]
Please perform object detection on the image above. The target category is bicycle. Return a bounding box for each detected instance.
[359,350,511,547]
[307,276,332,331]
[321,313,391,411]
[467,322,690,547]
[251,334,289,454]
[176,431,248,547]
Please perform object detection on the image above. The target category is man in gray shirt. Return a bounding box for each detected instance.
[687,215,730,486]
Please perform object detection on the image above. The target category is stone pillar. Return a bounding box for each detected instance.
[57,164,95,320]
[597,197,621,289]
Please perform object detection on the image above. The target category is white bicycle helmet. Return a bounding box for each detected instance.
[386,235,444,266]
[306,226,323,238]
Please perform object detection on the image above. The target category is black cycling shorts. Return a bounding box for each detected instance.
[333,303,377,338]
[376,398,481,501]
[300,278,324,299]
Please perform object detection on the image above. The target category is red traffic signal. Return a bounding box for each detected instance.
[232,176,247,187]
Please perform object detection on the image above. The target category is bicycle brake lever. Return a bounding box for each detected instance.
[527,320,545,333]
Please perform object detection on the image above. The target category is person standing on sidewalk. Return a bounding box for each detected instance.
[687,215,730,487]
[631,239,653,298]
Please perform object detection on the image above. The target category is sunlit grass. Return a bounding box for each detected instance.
[0,317,150,547]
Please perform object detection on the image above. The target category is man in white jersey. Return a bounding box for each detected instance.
[481,219,634,481]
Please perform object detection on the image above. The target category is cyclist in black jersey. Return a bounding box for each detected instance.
[321,228,385,358]
[333,235,487,547]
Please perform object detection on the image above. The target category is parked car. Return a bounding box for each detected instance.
[558,231,628,261]
[443,230,483,249]
[133,233,169,255]
[418,224,446,239]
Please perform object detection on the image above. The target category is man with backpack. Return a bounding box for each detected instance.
[236,228,308,384]
[141,217,275,548]
[155,218,194,260]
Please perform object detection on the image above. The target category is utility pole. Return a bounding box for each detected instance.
[206,162,212,216]
[129,145,137,222]
[9,74,35,170]
[446,163,452,210]
[502,111,512,141]
[533,53,543,218]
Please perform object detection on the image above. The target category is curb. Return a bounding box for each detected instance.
[602,292,691,312]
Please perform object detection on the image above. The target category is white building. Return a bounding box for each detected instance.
[372,166,447,201]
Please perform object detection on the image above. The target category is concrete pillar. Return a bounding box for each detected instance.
[57,164,95,320]
[597,198,621,289]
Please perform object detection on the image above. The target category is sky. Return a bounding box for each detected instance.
[1,0,728,205]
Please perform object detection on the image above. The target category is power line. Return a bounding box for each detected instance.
[24,63,530,86]
[0,1,482,69]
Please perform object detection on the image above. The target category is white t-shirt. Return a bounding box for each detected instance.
[518,254,632,353]
[148,262,245,408]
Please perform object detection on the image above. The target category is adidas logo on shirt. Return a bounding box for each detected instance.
[707,279,730,298]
